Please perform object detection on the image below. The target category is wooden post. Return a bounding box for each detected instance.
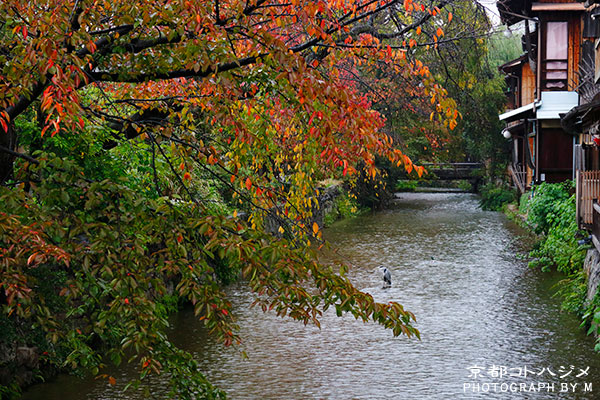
[576,169,581,229]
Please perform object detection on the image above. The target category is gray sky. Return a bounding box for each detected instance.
[479,0,501,25]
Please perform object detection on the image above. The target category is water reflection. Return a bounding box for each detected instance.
[23,192,600,399]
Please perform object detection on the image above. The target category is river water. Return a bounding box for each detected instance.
[23,192,600,399]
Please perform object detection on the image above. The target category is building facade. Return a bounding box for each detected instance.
[497,0,584,191]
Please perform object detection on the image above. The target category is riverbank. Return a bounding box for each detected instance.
[502,183,600,350]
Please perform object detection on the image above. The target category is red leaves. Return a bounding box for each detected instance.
[245,177,252,190]
[41,119,60,137]
[0,116,7,133]
[86,40,97,54]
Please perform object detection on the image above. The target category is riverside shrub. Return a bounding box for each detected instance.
[525,182,585,274]
[526,181,573,235]
[479,182,516,211]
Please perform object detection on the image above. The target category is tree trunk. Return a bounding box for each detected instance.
[0,124,17,184]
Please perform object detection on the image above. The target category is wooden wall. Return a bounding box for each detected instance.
[568,14,581,90]
[522,63,536,104]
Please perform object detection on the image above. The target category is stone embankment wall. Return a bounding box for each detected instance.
[0,343,42,390]
[584,248,600,304]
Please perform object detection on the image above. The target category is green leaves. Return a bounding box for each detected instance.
[525,182,585,275]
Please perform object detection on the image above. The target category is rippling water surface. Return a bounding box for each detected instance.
[23,192,600,399]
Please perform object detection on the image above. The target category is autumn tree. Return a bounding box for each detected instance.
[399,2,515,170]
[1,0,460,397]
[337,1,512,169]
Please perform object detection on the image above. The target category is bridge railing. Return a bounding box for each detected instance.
[420,163,484,170]
[418,163,484,181]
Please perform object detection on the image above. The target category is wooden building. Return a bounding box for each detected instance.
[560,1,600,230]
[497,0,584,191]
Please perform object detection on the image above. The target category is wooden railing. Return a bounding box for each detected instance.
[576,170,600,229]
[419,163,484,180]
[508,164,527,194]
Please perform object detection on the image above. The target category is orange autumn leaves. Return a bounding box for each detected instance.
[1,0,458,241]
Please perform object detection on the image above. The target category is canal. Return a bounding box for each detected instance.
[22,192,600,399]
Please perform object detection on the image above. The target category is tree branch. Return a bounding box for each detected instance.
[0,145,37,164]
[89,53,261,82]
[5,24,135,120]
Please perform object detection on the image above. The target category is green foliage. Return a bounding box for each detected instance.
[395,180,418,192]
[1,151,420,395]
[478,183,516,211]
[522,182,584,274]
[0,382,21,399]
[557,272,600,352]
[457,180,473,192]
[323,192,361,227]
[557,270,590,318]
[526,182,574,235]
[518,192,530,214]
[519,183,592,349]
[487,29,523,68]
[0,153,240,398]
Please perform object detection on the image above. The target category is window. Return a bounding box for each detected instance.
[543,22,568,90]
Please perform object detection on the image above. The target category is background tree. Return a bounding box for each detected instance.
[415,6,523,174]
[335,1,519,174]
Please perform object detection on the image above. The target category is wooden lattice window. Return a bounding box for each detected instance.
[543,21,568,90]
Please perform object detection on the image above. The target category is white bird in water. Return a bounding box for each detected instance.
[377,265,392,289]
